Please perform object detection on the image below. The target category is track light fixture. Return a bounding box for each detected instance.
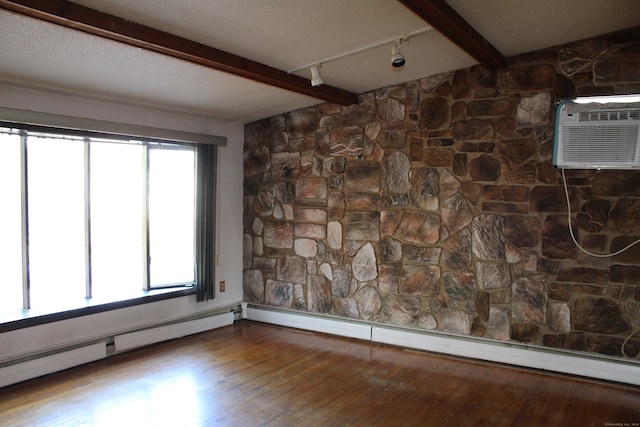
[289,28,431,85]
[310,65,324,87]
[391,40,405,68]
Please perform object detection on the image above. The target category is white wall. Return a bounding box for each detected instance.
[0,84,244,363]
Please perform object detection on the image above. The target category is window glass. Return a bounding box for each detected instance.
[148,148,195,287]
[90,141,145,298]
[0,132,24,312]
[0,126,203,317]
[27,136,86,307]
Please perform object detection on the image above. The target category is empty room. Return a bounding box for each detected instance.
[0,1,639,426]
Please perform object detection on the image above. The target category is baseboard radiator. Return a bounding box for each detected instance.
[0,311,234,389]
[247,305,640,386]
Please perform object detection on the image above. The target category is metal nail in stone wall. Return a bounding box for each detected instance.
[243,26,640,360]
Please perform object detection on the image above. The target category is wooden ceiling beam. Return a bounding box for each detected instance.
[399,0,507,69]
[0,0,359,106]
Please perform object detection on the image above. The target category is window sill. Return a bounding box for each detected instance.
[0,287,196,334]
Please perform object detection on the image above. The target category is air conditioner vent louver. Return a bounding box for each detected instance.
[554,98,640,170]
[579,110,640,121]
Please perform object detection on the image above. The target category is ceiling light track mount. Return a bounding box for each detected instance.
[288,27,431,85]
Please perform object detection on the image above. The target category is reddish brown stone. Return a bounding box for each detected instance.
[467,99,514,117]
[610,198,640,233]
[461,182,482,204]
[442,229,472,269]
[468,154,501,182]
[576,197,610,232]
[403,245,441,264]
[612,236,640,264]
[451,101,466,121]
[536,162,556,184]
[396,210,440,244]
[481,202,528,214]
[549,282,571,301]
[573,297,630,334]
[459,142,495,152]
[345,211,380,241]
[421,147,454,167]
[542,215,577,259]
[505,216,541,248]
[529,186,577,212]
[483,185,529,202]
[327,192,345,220]
[381,210,403,237]
[492,117,518,139]
[295,178,327,199]
[452,69,471,100]
[341,93,376,125]
[295,199,326,207]
[401,265,440,296]
[588,335,639,358]
[453,153,467,176]
[419,97,450,130]
[542,334,564,349]
[610,265,640,284]
[511,324,539,343]
[435,81,452,97]
[344,162,380,192]
[475,290,490,322]
[307,275,332,313]
[410,138,423,161]
[505,65,555,91]
[594,56,640,84]
[470,65,497,89]
[345,193,380,210]
[286,108,317,138]
[498,139,535,172]
[444,271,476,300]
[315,128,331,155]
[451,119,493,141]
[410,168,440,210]
[592,171,640,196]
[380,130,407,149]
[244,146,271,177]
[559,38,606,75]
[572,284,607,295]
[557,267,609,284]
[330,126,364,156]
[552,73,575,100]
[254,187,275,216]
[271,153,301,180]
[378,263,401,294]
[470,316,486,337]
[426,138,455,147]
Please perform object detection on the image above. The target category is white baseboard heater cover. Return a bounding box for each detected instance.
[0,343,106,389]
[0,311,235,388]
[114,312,234,353]
[247,306,640,386]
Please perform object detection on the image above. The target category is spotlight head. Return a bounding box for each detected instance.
[391,41,405,68]
[310,65,324,87]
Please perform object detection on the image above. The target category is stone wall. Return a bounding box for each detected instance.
[243,27,640,360]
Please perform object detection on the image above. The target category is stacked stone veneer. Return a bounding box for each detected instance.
[243,27,640,360]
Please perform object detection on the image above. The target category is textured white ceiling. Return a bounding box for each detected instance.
[0,0,639,123]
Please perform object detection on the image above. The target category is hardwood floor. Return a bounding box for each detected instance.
[0,321,638,426]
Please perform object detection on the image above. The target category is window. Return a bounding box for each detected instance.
[0,125,215,316]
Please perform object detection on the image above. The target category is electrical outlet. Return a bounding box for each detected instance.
[219,280,226,292]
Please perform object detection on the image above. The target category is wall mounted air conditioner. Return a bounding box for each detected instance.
[554,95,640,169]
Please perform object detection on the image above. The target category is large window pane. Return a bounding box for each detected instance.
[28,136,86,307]
[90,141,145,298]
[148,148,195,287]
[0,132,24,312]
